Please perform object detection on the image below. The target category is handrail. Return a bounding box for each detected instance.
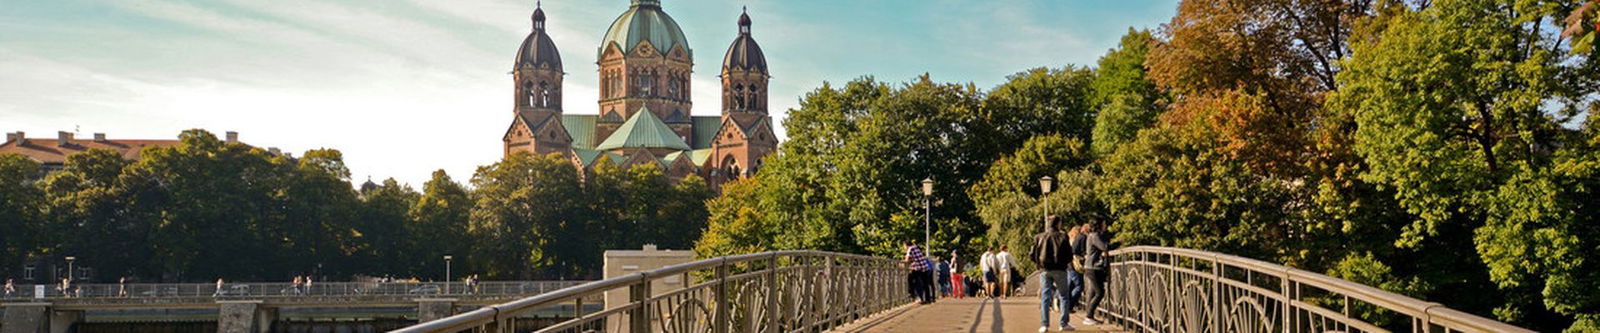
[1097,246,1534,333]
[0,281,585,301]
[393,250,910,333]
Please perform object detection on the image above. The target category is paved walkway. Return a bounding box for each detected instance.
[829,297,1129,333]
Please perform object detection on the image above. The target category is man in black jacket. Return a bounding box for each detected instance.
[1032,215,1074,332]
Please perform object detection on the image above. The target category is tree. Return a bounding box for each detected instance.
[37,149,141,279]
[117,130,285,280]
[408,170,472,279]
[468,152,582,279]
[275,148,360,279]
[356,178,420,276]
[0,154,43,274]
[1089,29,1164,157]
[1330,0,1597,328]
[694,178,774,258]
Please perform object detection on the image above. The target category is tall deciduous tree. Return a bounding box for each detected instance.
[0,154,43,275]
[408,170,471,278]
[468,152,581,279]
[1089,29,1164,157]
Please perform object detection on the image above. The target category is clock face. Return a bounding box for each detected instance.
[638,44,654,56]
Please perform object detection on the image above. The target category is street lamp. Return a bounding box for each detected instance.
[444,255,453,294]
[64,256,76,282]
[1040,175,1054,218]
[921,178,933,252]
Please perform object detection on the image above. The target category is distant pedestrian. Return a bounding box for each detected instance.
[996,245,1018,298]
[1032,215,1074,332]
[60,278,70,298]
[4,278,14,297]
[305,276,314,295]
[292,276,303,295]
[1066,225,1085,310]
[902,241,933,304]
[937,258,952,297]
[118,277,128,297]
[949,250,964,299]
[213,278,224,297]
[980,248,998,298]
[1082,219,1112,326]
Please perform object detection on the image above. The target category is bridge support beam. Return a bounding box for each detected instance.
[217,300,275,333]
[1,303,51,333]
[415,298,457,323]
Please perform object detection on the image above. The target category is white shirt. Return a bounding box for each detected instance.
[996,251,1016,272]
[979,252,996,273]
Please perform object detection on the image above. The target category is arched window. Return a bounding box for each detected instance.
[538,81,550,107]
[733,85,746,109]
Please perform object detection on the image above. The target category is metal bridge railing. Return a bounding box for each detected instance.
[1096,246,1534,333]
[0,281,586,301]
[393,250,911,333]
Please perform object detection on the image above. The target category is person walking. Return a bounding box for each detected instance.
[118,277,128,297]
[937,258,951,297]
[1067,225,1086,311]
[1082,219,1113,326]
[979,248,997,298]
[4,278,14,298]
[903,241,933,304]
[213,278,225,297]
[1033,216,1074,332]
[996,245,1018,298]
[949,250,964,299]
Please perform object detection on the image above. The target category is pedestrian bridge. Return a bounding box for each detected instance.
[394,247,1535,333]
[0,280,589,333]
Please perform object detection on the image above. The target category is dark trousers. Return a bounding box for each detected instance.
[1084,269,1107,319]
[907,270,934,302]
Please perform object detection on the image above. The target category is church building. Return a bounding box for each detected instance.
[502,0,777,188]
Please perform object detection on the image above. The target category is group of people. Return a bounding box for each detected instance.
[1031,215,1112,332]
[289,275,315,295]
[979,246,1020,298]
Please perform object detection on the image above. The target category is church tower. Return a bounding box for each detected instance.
[504,3,574,157]
[709,8,776,185]
[595,0,696,145]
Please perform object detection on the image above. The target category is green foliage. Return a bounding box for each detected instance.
[468,152,581,279]
[1089,29,1164,157]
[0,154,43,274]
[408,170,472,276]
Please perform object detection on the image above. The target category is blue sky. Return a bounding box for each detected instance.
[0,0,1179,186]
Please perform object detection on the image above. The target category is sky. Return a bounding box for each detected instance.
[0,0,1180,187]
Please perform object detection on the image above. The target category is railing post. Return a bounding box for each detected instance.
[1280,270,1292,333]
[714,258,731,333]
[766,254,780,333]
[1205,254,1218,333]
[630,276,651,333]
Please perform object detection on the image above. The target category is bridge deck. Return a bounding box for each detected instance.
[829,297,1129,333]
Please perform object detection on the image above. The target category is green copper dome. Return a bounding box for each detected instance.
[598,0,691,59]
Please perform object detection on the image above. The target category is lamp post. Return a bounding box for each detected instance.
[1040,176,1054,219]
[921,178,934,252]
[444,255,453,294]
[64,256,76,282]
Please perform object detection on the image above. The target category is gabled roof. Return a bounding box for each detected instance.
[562,115,598,149]
[691,116,720,149]
[690,148,714,166]
[596,108,691,151]
[573,147,626,167]
[0,136,183,165]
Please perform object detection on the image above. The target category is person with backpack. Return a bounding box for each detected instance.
[1081,218,1112,325]
[1032,215,1074,332]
